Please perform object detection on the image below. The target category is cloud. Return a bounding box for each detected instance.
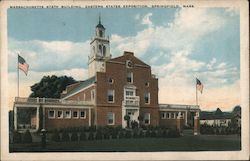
[8,39,90,72]
[142,13,153,26]
[8,68,88,108]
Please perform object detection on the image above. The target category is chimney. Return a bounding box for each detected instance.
[123,51,134,56]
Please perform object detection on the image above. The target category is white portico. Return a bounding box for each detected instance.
[122,84,140,128]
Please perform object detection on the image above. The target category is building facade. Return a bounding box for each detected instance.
[13,18,200,133]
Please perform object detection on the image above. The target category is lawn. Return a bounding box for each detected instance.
[10,135,241,152]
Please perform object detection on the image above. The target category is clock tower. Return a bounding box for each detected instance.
[88,16,111,78]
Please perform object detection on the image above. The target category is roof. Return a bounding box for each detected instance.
[200,111,232,120]
[61,76,96,99]
[159,104,200,111]
[96,23,105,29]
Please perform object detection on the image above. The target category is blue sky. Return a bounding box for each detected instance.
[7,7,240,110]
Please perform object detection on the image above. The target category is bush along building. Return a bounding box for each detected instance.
[13,18,200,135]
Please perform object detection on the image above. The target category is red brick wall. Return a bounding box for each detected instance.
[140,107,159,126]
[96,52,158,107]
[45,108,90,130]
[95,106,122,127]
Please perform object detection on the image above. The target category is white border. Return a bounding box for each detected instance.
[1,0,249,160]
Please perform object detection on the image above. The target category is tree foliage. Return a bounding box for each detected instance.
[29,75,76,98]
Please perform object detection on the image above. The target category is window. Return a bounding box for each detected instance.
[91,89,95,101]
[144,113,150,124]
[161,112,166,119]
[99,30,103,37]
[145,82,150,87]
[48,110,55,119]
[99,45,102,55]
[57,110,63,119]
[144,92,150,104]
[80,111,86,119]
[126,60,133,68]
[72,111,79,119]
[107,112,115,125]
[64,110,71,119]
[107,89,115,103]
[103,46,106,56]
[127,72,133,83]
[108,78,114,84]
[125,90,134,96]
[171,113,175,119]
[167,113,171,119]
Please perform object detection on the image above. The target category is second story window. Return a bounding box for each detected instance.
[127,72,133,83]
[91,89,95,101]
[144,92,150,104]
[107,89,115,103]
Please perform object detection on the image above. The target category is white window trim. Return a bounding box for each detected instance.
[107,112,115,125]
[57,110,63,119]
[107,89,115,103]
[72,111,79,119]
[48,110,55,119]
[64,110,71,119]
[126,60,133,68]
[145,92,150,104]
[161,112,166,119]
[80,111,86,119]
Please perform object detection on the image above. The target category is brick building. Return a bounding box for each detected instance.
[13,18,200,133]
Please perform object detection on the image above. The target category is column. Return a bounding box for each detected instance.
[89,108,91,127]
[176,112,182,134]
[185,110,188,126]
[36,106,40,131]
[43,107,45,129]
[194,111,200,135]
[14,106,17,130]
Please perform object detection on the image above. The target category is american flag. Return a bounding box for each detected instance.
[196,78,203,94]
[18,55,29,75]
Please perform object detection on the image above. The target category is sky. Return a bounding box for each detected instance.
[7,7,240,111]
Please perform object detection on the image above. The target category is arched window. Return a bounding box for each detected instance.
[99,45,102,55]
[103,46,106,56]
[99,30,103,37]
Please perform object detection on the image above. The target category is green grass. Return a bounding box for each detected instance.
[10,135,241,152]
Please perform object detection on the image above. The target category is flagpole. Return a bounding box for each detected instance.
[17,53,19,97]
[196,79,198,106]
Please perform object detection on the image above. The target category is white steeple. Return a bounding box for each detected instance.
[88,15,111,78]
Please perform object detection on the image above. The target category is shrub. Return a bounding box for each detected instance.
[118,131,125,139]
[80,131,86,141]
[125,130,132,138]
[145,130,151,137]
[133,130,139,138]
[131,121,139,129]
[88,132,94,140]
[51,130,60,142]
[139,130,144,138]
[95,130,103,140]
[13,131,22,143]
[150,130,157,138]
[23,130,32,143]
[71,132,78,142]
[168,129,180,138]
[111,130,118,139]
[61,131,70,142]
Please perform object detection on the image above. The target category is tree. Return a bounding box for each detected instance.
[29,75,76,98]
